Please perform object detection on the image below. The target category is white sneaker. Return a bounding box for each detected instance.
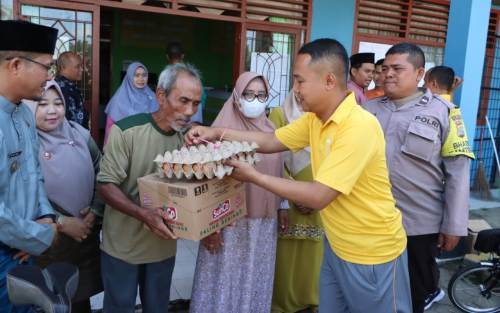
[424,288,445,310]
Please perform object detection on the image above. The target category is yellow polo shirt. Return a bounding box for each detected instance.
[441,94,452,101]
[275,93,406,264]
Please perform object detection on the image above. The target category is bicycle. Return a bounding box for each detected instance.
[448,228,500,313]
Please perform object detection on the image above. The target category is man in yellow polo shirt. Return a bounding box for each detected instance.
[186,38,411,313]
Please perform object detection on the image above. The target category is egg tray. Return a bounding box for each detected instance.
[153,141,259,180]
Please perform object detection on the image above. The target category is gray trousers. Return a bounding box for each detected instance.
[319,239,412,313]
[101,251,175,313]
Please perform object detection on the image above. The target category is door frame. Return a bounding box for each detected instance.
[14,0,101,141]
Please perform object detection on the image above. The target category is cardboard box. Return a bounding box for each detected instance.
[138,174,247,240]
[465,219,492,254]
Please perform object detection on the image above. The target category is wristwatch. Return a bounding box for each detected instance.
[56,215,65,227]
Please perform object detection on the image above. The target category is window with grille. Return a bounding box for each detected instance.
[355,0,449,48]
[477,10,500,125]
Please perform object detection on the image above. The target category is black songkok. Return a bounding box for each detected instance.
[0,20,58,54]
[350,52,375,67]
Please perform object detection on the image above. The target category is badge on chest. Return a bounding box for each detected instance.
[43,152,52,160]
[7,150,22,173]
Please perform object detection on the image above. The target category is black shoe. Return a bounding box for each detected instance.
[424,289,445,310]
[168,299,190,312]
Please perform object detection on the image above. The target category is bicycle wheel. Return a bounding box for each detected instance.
[448,263,500,313]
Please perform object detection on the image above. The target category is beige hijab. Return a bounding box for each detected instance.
[212,72,283,218]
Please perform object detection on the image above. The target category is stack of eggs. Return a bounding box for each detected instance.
[153,141,259,180]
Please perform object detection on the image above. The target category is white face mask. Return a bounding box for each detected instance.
[239,98,267,118]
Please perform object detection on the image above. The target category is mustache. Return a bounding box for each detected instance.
[175,117,190,123]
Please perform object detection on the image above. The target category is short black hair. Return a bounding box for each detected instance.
[350,58,372,75]
[298,38,349,84]
[386,43,425,69]
[166,41,184,60]
[351,63,362,71]
[427,66,455,92]
[375,58,384,66]
[350,62,362,77]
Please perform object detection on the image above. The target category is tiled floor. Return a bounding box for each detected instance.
[90,239,199,310]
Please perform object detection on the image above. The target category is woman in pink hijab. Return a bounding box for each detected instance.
[190,72,284,313]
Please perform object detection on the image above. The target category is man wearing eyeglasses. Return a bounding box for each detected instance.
[55,52,89,129]
[0,20,60,312]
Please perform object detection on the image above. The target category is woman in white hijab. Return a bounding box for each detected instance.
[26,80,104,313]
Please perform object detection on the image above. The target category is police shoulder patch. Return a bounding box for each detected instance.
[441,107,475,159]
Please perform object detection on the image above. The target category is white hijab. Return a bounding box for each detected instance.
[282,91,311,176]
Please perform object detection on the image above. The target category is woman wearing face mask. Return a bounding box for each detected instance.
[25,81,104,313]
[104,62,158,144]
[189,72,284,313]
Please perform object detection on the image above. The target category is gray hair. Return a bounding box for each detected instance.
[157,63,202,96]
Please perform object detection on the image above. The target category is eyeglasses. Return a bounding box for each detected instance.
[5,56,57,77]
[242,91,268,103]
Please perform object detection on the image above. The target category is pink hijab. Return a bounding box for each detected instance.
[212,72,283,218]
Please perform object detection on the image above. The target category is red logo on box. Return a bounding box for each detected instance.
[164,206,177,221]
[212,200,231,220]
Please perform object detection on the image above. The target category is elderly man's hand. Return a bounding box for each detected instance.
[141,208,177,240]
[185,126,221,145]
[226,159,260,183]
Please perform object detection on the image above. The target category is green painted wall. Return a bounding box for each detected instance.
[110,10,234,96]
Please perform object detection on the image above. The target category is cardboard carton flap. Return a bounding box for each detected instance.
[138,175,172,200]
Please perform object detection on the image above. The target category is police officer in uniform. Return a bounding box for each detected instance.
[0,20,59,312]
[364,43,474,313]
